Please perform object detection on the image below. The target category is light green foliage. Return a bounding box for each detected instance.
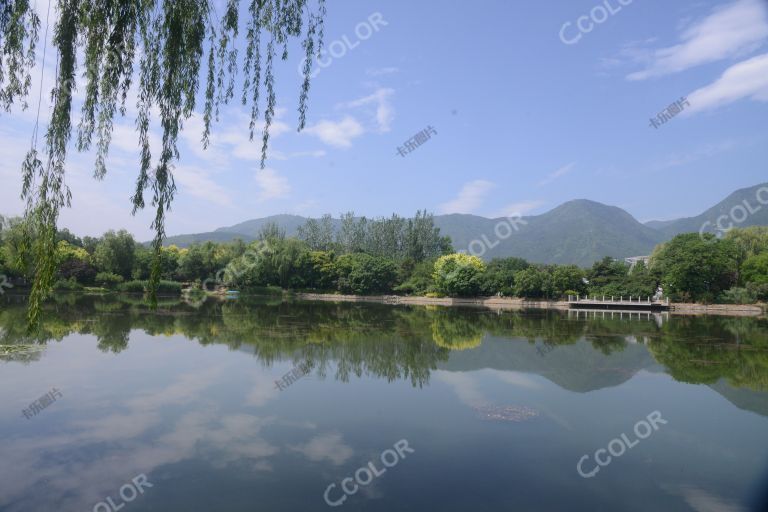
[724,226,768,263]
[433,253,486,297]
[56,240,89,265]
[741,253,768,285]
[95,271,124,288]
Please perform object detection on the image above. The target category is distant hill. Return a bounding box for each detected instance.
[644,182,768,238]
[160,182,768,266]
[162,231,255,247]
[216,214,312,238]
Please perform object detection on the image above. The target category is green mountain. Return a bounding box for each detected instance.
[645,182,768,237]
[162,231,255,247]
[435,200,664,266]
[215,214,311,238]
[160,183,767,266]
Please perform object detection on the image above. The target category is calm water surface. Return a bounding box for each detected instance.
[1,294,767,511]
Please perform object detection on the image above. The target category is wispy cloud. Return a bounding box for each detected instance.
[491,200,545,218]
[303,116,365,148]
[254,168,291,201]
[173,166,232,207]
[438,180,495,214]
[627,0,768,80]
[340,88,395,132]
[684,52,768,114]
[539,163,575,186]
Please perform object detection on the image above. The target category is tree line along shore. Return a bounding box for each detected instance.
[2,213,768,306]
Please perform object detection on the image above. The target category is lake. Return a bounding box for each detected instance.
[1,294,767,511]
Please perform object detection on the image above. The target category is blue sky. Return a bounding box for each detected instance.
[1,0,767,239]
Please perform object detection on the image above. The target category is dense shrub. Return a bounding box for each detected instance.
[156,280,182,294]
[54,278,83,291]
[719,287,757,304]
[95,272,124,288]
[336,253,398,295]
[119,280,148,293]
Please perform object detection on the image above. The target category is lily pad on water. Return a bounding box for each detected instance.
[0,345,45,358]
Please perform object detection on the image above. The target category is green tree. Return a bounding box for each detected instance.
[513,267,549,299]
[298,214,336,251]
[652,233,739,302]
[480,257,530,296]
[551,265,586,299]
[724,227,768,264]
[93,230,136,279]
[433,253,486,297]
[0,217,35,278]
[336,253,398,295]
[741,253,768,285]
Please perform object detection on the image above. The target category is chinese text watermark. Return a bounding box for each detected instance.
[396,126,437,157]
[275,361,312,391]
[22,388,62,420]
[649,96,690,129]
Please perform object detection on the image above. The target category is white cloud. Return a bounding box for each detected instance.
[433,371,490,408]
[304,116,365,148]
[270,149,327,161]
[288,432,354,466]
[627,0,768,80]
[254,167,291,201]
[491,200,545,218]
[340,88,395,132]
[438,180,495,214]
[684,52,768,114]
[490,370,542,389]
[173,165,233,207]
[538,163,575,186]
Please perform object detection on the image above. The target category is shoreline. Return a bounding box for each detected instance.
[293,293,767,318]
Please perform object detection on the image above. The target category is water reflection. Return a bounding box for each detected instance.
[1,293,767,393]
[0,294,767,511]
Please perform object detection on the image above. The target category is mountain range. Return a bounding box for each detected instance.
[162,182,768,267]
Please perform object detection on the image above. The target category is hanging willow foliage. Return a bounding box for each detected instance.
[0,0,326,327]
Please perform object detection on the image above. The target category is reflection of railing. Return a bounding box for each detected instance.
[567,308,669,327]
[567,295,670,310]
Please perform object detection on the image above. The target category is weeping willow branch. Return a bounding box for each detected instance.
[0,0,40,111]
[0,0,327,325]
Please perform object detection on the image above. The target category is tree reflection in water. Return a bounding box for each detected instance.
[0,293,766,392]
